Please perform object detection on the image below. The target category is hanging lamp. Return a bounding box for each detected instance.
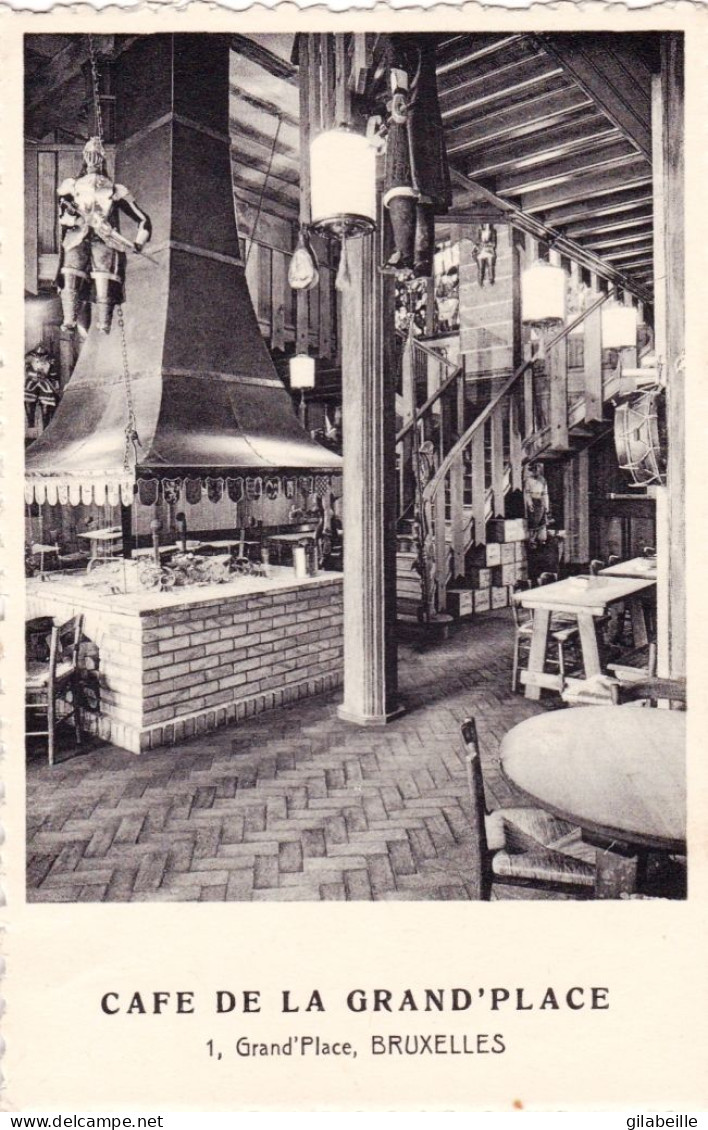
[601,300,638,349]
[290,353,316,424]
[521,259,566,328]
[310,127,377,239]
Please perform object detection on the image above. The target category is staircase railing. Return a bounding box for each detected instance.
[395,331,465,531]
[419,289,616,614]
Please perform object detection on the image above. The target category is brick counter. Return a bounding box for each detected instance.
[27,572,344,753]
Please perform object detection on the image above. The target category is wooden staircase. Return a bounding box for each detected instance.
[395,287,646,625]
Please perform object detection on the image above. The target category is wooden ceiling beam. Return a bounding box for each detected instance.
[234,184,297,225]
[440,51,561,109]
[602,244,654,263]
[436,34,524,76]
[466,114,617,178]
[450,166,652,303]
[229,115,298,162]
[534,33,652,159]
[446,87,592,155]
[438,37,541,94]
[522,158,652,213]
[582,228,654,252]
[230,34,297,83]
[495,141,638,197]
[232,169,298,214]
[564,205,653,239]
[229,139,299,187]
[26,34,114,116]
[441,63,566,122]
[544,186,654,227]
[230,82,298,129]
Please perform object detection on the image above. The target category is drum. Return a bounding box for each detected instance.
[614,390,667,487]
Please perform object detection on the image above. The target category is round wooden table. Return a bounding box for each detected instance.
[501,707,686,896]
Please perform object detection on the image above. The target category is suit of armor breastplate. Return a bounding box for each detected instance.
[62,173,120,250]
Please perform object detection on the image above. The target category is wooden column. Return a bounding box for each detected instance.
[337,234,400,724]
[653,35,685,679]
[522,235,537,439]
[296,35,312,358]
[583,274,603,423]
[491,407,505,516]
[548,249,569,451]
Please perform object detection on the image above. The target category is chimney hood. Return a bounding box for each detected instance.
[26,33,341,506]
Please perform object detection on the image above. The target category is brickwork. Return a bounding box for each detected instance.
[27,575,344,754]
[26,610,553,903]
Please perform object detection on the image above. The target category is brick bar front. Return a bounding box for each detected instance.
[27,573,344,754]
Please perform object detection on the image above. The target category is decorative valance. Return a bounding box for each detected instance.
[25,472,342,508]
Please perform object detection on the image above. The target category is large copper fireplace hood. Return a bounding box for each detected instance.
[26,34,340,506]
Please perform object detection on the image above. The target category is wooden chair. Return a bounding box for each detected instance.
[608,641,657,685]
[461,718,595,898]
[610,675,687,709]
[26,614,84,766]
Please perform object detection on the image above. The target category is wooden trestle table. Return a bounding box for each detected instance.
[500,706,686,897]
[600,557,658,581]
[516,574,656,699]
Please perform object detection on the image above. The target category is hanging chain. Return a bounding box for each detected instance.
[117,305,140,472]
[88,35,104,143]
[244,115,282,268]
[88,36,139,477]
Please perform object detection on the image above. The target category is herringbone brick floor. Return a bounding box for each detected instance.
[26,610,552,903]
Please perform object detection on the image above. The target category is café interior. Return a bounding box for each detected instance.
[23,30,686,902]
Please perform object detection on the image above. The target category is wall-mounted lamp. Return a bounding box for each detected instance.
[310,127,377,239]
[289,353,316,425]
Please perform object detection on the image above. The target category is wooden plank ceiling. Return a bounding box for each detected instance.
[438,32,656,294]
[25,31,657,292]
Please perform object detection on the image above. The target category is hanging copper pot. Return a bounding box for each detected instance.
[288,226,319,292]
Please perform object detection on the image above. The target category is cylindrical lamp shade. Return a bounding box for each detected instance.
[521,260,566,326]
[289,354,316,389]
[602,302,638,349]
[310,129,377,238]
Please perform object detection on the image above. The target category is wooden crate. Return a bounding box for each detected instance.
[467,567,492,589]
[487,518,527,543]
[446,589,475,618]
[491,585,509,609]
[474,589,491,613]
[491,564,517,587]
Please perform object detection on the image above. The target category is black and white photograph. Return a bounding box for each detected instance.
[21,28,686,905]
[3,8,704,1113]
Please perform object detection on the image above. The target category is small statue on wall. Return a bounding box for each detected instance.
[24,343,60,430]
[473,224,497,287]
[524,461,551,548]
[56,136,152,334]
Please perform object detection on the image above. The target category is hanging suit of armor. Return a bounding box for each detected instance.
[57,137,152,334]
[383,36,451,279]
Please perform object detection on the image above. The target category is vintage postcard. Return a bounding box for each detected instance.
[1,2,706,1112]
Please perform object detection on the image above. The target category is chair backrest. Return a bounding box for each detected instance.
[537,571,558,586]
[589,559,605,576]
[608,555,621,567]
[611,675,687,708]
[510,594,531,629]
[56,615,83,670]
[460,718,492,899]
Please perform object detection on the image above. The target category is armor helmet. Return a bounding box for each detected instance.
[83,136,106,173]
